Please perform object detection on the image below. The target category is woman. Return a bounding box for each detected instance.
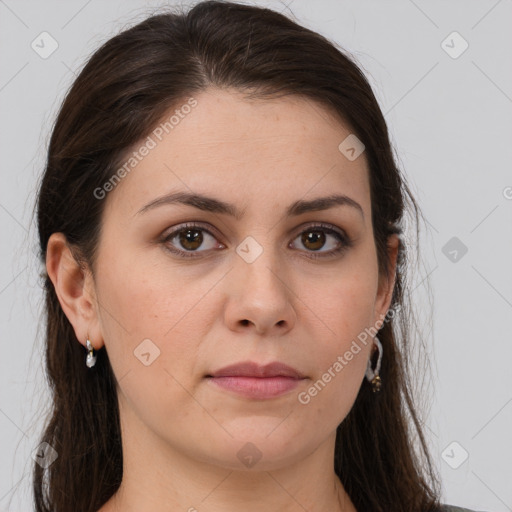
[33,1,483,511]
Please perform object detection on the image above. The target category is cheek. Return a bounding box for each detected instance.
[293,260,377,416]
[97,240,188,333]
[297,359,365,436]
[296,288,372,427]
[303,259,378,345]
[95,258,210,435]
[95,249,219,381]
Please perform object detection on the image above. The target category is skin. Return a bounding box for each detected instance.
[46,88,399,512]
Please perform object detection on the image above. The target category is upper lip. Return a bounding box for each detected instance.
[207,361,305,379]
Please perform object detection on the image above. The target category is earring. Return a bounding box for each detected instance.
[86,338,97,368]
[365,336,382,392]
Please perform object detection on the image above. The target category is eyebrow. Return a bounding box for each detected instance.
[136,191,364,220]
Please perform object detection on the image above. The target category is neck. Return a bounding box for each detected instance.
[108,466,355,512]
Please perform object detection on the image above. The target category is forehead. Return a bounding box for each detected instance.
[105,88,370,218]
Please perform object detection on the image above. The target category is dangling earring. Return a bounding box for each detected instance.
[365,336,382,392]
[86,338,97,368]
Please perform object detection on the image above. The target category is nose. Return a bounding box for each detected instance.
[222,243,297,336]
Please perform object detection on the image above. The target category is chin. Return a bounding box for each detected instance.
[190,424,310,471]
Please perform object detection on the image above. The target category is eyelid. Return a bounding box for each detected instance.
[163,220,347,241]
[162,221,224,243]
[290,221,347,238]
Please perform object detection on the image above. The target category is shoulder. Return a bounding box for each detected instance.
[440,505,487,512]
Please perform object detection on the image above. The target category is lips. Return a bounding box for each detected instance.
[207,361,305,379]
[206,361,306,399]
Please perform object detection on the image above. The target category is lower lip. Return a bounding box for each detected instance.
[207,376,303,399]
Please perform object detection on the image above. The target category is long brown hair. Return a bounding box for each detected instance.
[34,2,441,511]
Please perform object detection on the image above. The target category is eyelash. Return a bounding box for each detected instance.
[160,222,353,260]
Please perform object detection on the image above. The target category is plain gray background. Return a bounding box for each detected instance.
[1,0,511,511]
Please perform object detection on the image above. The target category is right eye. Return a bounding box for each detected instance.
[161,222,225,258]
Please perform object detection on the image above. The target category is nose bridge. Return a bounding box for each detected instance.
[224,233,296,333]
[234,233,288,296]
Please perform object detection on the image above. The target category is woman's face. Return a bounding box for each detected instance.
[87,88,397,470]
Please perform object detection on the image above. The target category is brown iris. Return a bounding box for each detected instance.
[179,228,203,250]
[302,230,325,251]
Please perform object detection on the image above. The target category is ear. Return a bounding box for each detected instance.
[373,233,400,326]
[45,232,104,351]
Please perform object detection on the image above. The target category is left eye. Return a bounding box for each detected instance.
[290,226,346,254]
[162,223,350,259]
